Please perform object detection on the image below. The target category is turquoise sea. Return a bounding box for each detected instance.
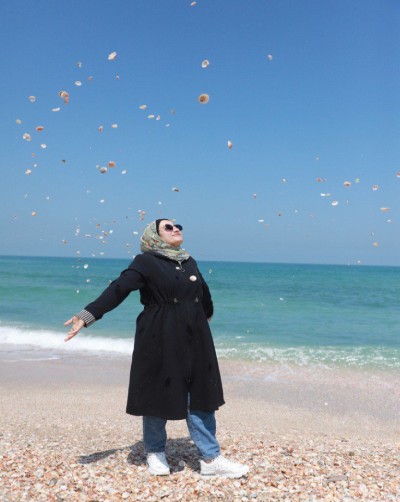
[0,255,399,369]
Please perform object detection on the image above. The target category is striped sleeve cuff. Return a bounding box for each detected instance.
[76,309,96,327]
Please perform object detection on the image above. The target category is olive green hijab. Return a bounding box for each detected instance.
[140,220,190,262]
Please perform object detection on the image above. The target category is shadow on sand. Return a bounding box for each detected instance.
[78,437,200,473]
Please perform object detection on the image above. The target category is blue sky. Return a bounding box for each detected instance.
[1,0,399,265]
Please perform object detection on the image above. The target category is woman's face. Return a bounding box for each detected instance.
[158,220,183,247]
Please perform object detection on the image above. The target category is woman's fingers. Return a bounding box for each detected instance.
[64,316,84,342]
[64,331,78,342]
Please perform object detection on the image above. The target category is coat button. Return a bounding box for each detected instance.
[189,275,197,281]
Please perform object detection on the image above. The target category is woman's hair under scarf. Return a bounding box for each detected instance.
[140,220,190,263]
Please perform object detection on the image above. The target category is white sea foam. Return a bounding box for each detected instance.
[1,325,398,369]
[216,343,400,369]
[0,325,133,357]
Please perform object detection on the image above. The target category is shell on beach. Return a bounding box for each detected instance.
[201,60,210,68]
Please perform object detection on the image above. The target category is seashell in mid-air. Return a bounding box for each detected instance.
[59,90,69,104]
[198,93,210,104]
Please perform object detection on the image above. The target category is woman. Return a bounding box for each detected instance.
[64,219,248,478]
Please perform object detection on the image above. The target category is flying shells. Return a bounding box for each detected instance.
[59,90,69,104]
[198,93,210,104]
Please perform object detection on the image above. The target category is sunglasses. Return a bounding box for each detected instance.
[164,223,183,232]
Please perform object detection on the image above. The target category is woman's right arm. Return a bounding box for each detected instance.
[64,258,146,342]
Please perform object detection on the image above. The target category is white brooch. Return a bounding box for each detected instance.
[189,275,197,282]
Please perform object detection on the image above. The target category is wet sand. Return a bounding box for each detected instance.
[1,355,399,500]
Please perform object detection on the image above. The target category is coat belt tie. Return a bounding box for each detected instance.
[146,297,199,307]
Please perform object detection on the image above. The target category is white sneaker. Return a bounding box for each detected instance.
[200,455,249,478]
[146,452,170,476]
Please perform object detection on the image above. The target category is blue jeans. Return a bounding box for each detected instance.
[143,409,220,461]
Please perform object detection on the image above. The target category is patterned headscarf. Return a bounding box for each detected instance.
[140,220,190,262]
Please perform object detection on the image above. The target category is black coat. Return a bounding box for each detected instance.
[84,252,225,419]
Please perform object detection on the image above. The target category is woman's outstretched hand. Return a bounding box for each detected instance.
[64,315,85,342]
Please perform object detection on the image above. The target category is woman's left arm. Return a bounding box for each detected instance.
[197,269,214,320]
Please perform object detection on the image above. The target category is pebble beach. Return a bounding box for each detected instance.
[1,355,399,501]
